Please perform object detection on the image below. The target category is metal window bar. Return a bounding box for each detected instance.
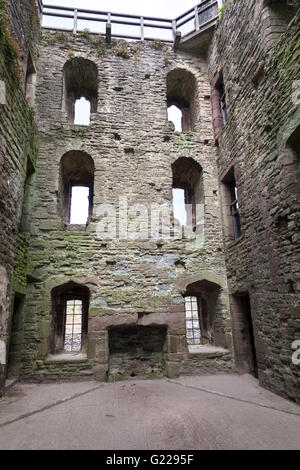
[64,299,83,352]
[220,91,227,124]
[185,296,202,345]
[230,184,241,238]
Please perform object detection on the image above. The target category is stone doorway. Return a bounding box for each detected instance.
[232,293,258,378]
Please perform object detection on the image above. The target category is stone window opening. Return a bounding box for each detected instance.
[218,80,227,125]
[285,124,300,195]
[20,156,35,232]
[183,283,214,347]
[59,151,94,226]
[220,166,242,241]
[74,97,91,126]
[25,52,36,106]
[211,70,227,139]
[183,280,227,351]
[167,68,199,132]
[167,105,183,132]
[50,282,89,355]
[172,157,203,233]
[69,185,90,225]
[63,57,98,125]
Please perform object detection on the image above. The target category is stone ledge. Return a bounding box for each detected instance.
[45,353,88,364]
[187,345,230,358]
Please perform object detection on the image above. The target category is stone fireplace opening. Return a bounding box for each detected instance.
[108,325,167,379]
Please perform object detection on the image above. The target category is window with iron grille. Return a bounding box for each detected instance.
[185,296,203,345]
[50,282,89,355]
[64,299,83,352]
[229,181,241,238]
[218,81,227,125]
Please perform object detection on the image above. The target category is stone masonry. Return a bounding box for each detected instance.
[0,0,299,403]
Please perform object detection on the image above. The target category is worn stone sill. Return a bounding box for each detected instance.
[187,345,230,358]
[45,352,88,364]
[65,224,88,232]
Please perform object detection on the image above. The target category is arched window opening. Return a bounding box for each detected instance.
[172,157,203,232]
[63,57,98,124]
[184,280,222,349]
[167,105,183,132]
[60,151,94,226]
[25,52,36,106]
[50,282,89,355]
[167,68,198,132]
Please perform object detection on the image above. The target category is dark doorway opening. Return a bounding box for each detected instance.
[7,293,25,379]
[232,293,258,378]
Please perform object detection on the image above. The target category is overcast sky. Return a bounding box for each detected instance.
[42,0,199,19]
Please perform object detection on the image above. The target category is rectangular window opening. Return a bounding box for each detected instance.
[172,187,187,226]
[221,167,241,240]
[185,296,202,345]
[229,181,241,238]
[74,97,91,126]
[64,299,83,352]
[70,186,90,225]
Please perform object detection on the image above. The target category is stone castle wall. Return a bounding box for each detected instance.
[0,0,299,402]
[0,0,40,387]
[208,0,300,401]
[19,32,233,381]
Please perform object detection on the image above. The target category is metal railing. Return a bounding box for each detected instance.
[40,0,219,43]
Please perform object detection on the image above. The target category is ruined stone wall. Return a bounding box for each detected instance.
[208,0,300,402]
[21,32,233,381]
[0,0,39,388]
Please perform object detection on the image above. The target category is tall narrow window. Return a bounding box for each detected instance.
[218,80,227,125]
[25,53,36,106]
[64,299,83,352]
[229,180,241,238]
[63,57,98,124]
[167,68,198,132]
[70,186,90,224]
[221,166,242,241]
[74,97,91,126]
[20,156,35,231]
[172,157,203,233]
[167,105,183,132]
[172,188,186,226]
[211,70,227,138]
[185,296,202,345]
[60,151,94,226]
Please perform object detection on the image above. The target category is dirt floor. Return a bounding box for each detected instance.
[0,373,299,450]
